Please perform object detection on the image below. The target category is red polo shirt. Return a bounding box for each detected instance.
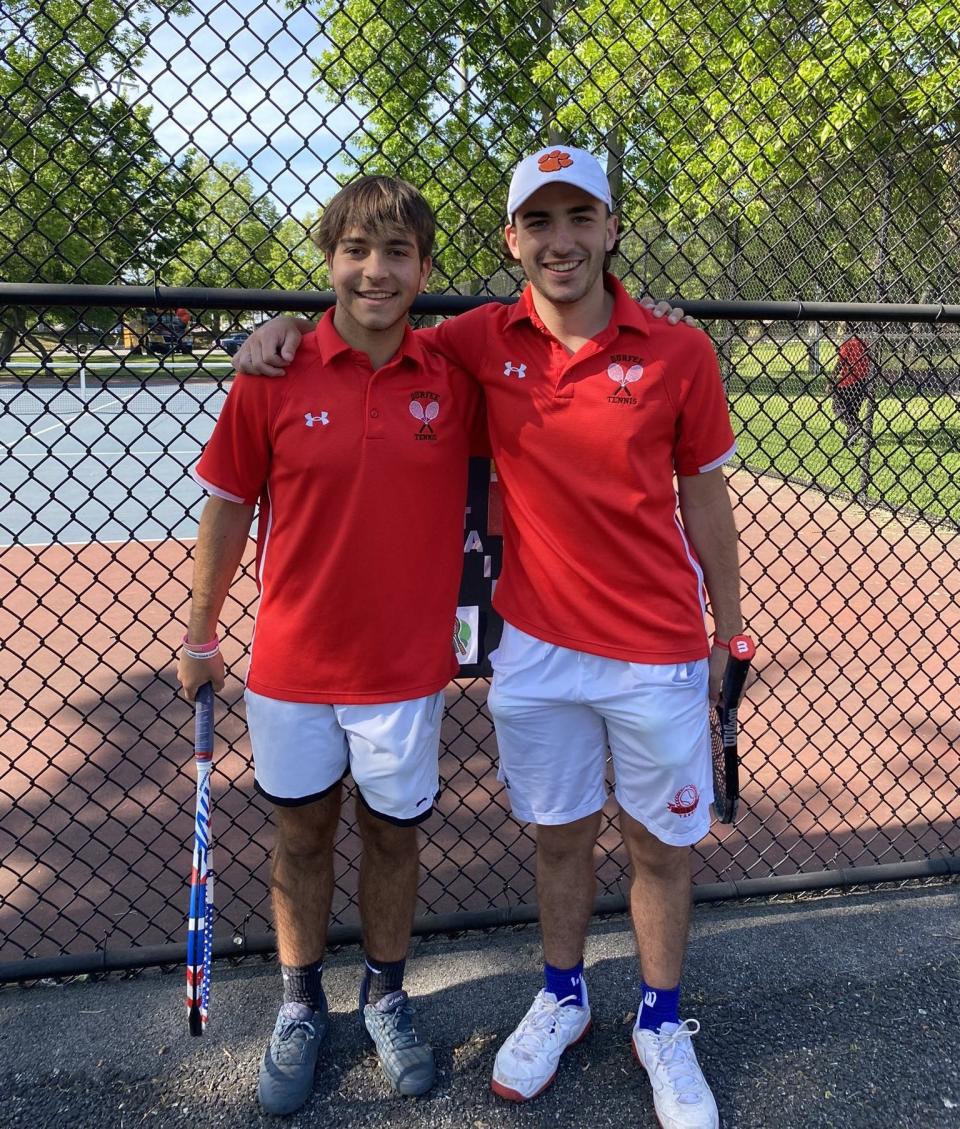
[194,310,483,703]
[423,275,737,662]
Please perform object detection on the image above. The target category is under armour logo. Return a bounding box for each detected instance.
[304,412,329,427]
[503,361,527,379]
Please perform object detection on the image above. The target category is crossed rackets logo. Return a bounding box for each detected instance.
[409,398,440,434]
[606,362,643,399]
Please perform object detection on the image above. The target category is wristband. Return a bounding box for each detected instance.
[182,633,220,660]
[715,633,757,661]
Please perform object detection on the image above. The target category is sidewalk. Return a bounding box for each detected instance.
[2,883,958,1129]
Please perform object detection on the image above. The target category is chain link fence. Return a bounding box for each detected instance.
[2,0,959,974]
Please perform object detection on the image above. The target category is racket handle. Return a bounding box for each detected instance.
[719,634,756,708]
[194,683,214,761]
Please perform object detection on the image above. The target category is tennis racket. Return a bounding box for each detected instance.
[186,682,215,1036]
[710,635,756,824]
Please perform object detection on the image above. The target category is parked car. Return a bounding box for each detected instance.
[219,331,251,356]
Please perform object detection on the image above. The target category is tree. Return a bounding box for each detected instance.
[0,0,197,346]
[303,0,960,304]
[161,161,326,333]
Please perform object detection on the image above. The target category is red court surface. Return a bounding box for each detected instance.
[2,469,958,964]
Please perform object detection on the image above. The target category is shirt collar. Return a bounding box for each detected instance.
[314,307,425,367]
[505,273,650,338]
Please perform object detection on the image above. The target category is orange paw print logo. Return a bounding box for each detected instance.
[538,149,573,173]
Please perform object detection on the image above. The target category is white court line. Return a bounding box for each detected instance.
[13,389,141,437]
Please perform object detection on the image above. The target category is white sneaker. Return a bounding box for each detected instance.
[490,983,592,1101]
[632,1019,719,1129]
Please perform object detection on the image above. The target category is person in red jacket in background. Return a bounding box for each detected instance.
[832,324,873,444]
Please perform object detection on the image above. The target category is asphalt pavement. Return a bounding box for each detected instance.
[2,882,958,1129]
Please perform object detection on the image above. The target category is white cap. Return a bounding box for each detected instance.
[507,146,613,220]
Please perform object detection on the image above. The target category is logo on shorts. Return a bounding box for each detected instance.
[409,391,440,440]
[667,784,700,816]
[607,355,643,403]
[304,411,329,427]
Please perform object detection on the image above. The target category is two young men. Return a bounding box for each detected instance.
[178,177,485,1113]
[231,145,744,1129]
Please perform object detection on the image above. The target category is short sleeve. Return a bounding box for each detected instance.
[673,334,737,476]
[418,310,487,379]
[193,374,277,504]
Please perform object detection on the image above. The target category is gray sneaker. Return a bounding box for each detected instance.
[257,998,329,1116]
[362,989,436,1096]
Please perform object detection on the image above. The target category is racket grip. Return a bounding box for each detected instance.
[719,634,756,708]
[194,683,214,760]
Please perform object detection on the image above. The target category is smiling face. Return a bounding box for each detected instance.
[327,226,431,343]
[504,182,619,307]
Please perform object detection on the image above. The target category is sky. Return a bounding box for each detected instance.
[128,0,356,219]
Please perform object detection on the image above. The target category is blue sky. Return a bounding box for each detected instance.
[130,1,354,219]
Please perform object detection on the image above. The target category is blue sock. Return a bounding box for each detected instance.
[544,959,584,1006]
[635,982,680,1032]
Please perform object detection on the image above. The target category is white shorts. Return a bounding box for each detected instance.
[487,624,713,846]
[244,689,444,825]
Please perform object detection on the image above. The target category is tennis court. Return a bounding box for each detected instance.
[1,373,225,546]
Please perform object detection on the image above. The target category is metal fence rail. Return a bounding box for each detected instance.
[2,0,960,975]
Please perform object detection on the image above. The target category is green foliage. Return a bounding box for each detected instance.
[160,160,327,330]
[0,0,198,330]
[302,0,960,300]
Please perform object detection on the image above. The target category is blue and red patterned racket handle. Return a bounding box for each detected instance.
[187,683,214,1036]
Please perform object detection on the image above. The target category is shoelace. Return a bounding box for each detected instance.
[654,1019,703,1104]
[377,996,422,1049]
[277,1016,316,1044]
[510,993,579,1062]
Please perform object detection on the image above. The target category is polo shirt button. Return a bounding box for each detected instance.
[370,409,379,418]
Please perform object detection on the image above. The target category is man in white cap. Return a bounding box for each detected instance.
[233,147,743,1129]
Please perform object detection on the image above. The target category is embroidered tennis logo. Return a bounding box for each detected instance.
[667,785,700,816]
[538,149,573,173]
[607,361,643,402]
[409,393,440,441]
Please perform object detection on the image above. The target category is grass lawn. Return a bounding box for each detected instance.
[0,351,233,379]
[732,391,960,526]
